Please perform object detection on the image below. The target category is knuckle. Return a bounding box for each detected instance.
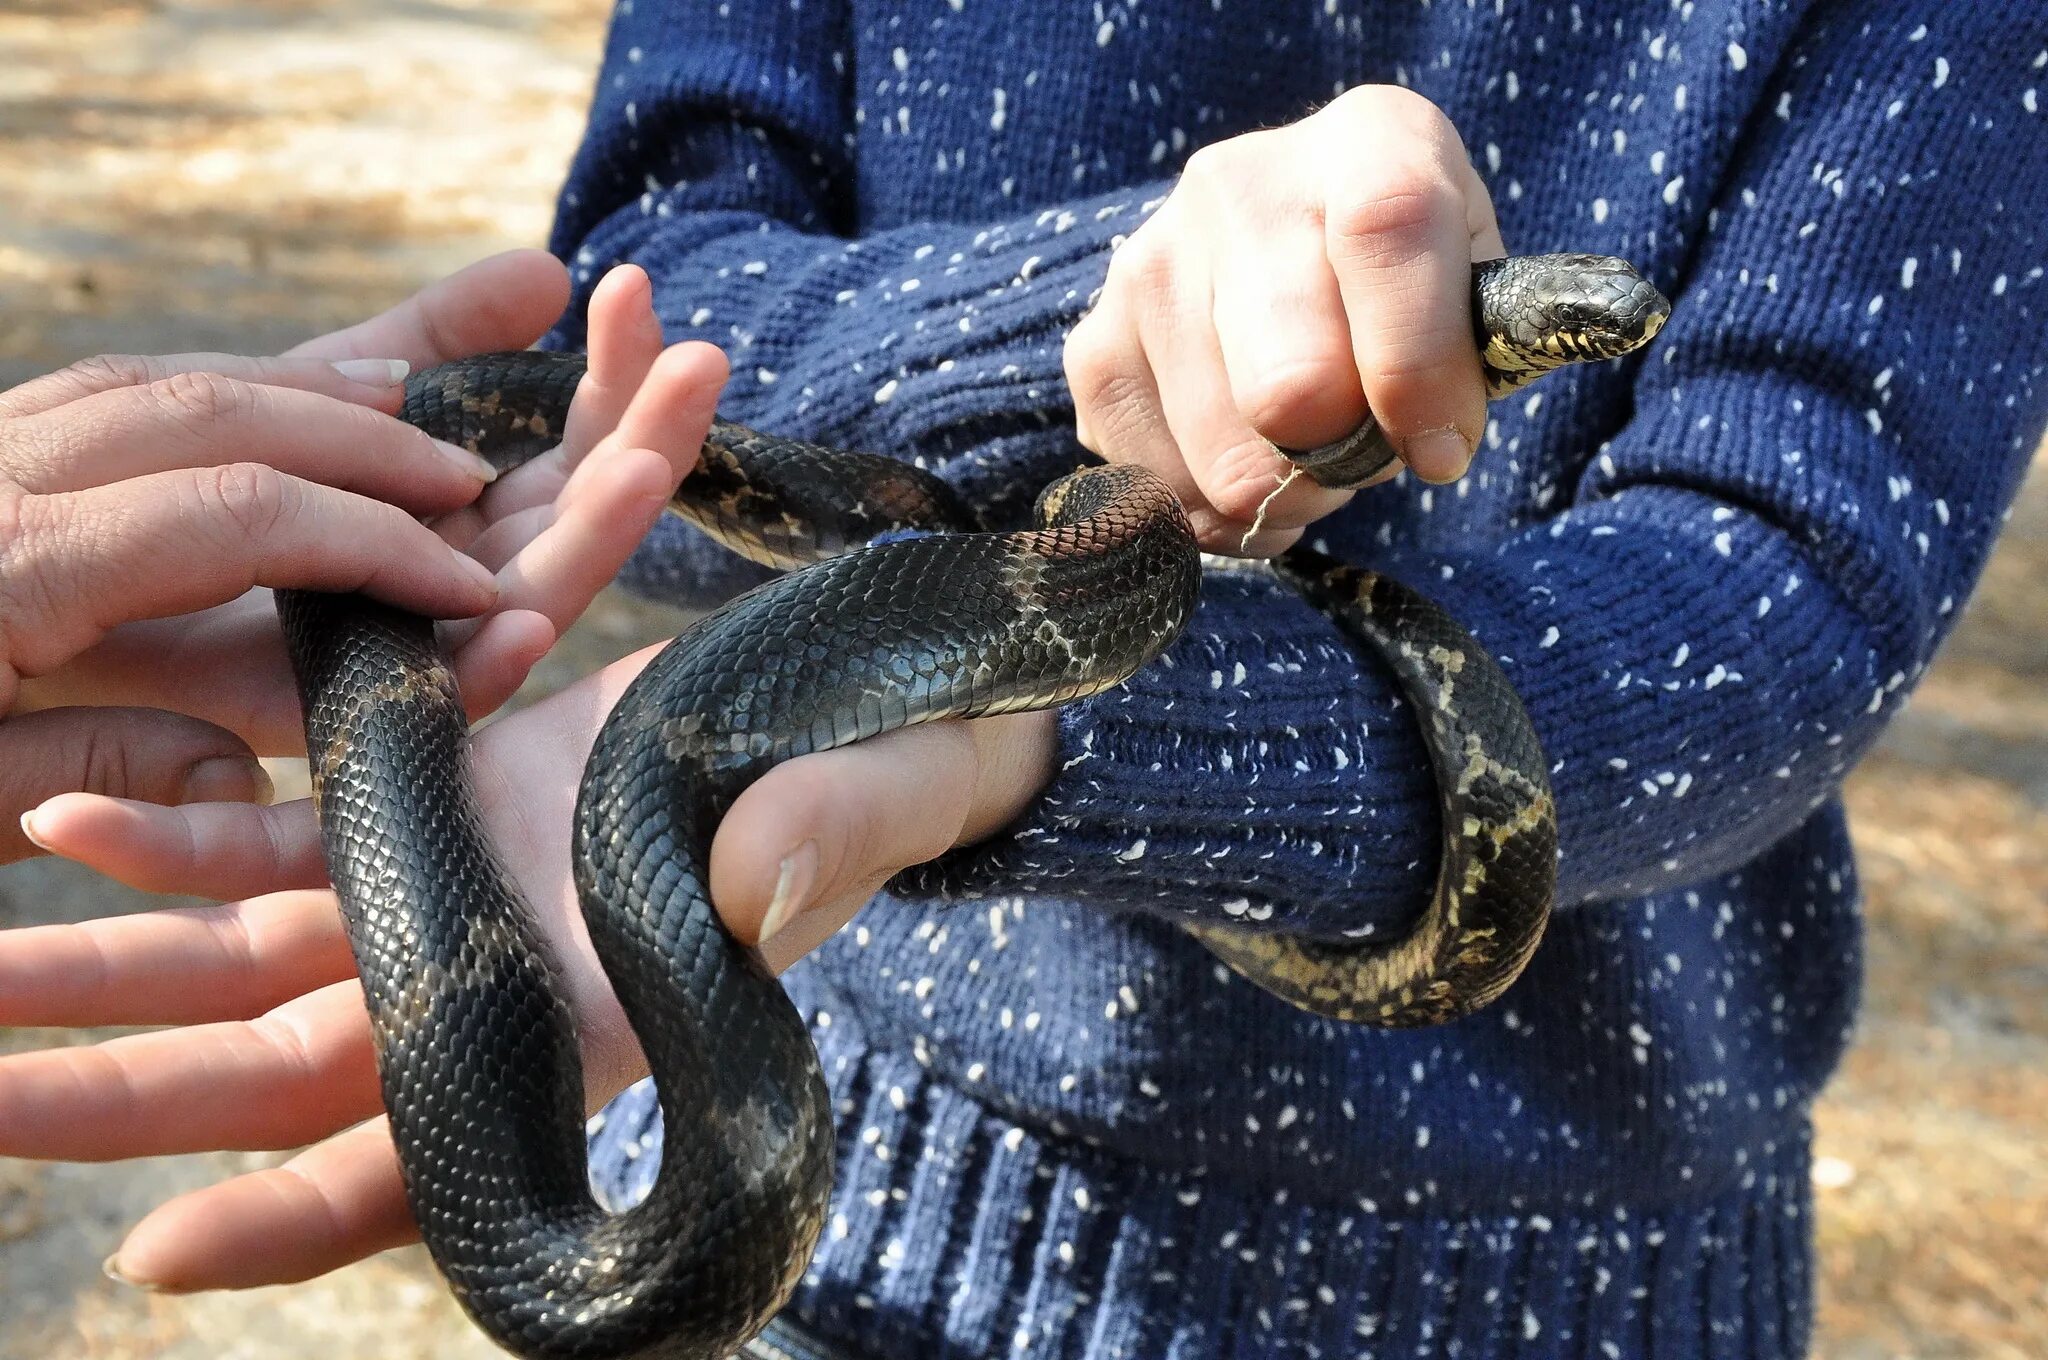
[1233,352,1358,435]
[76,721,134,800]
[1098,249,1144,303]
[1102,227,1176,298]
[1322,86,1462,159]
[1199,432,1291,516]
[0,496,75,673]
[201,461,295,540]
[1331,83,1445,128]
[1179,140,1233,184]
[149,369,253,431]
[1328,171,1458,252]
[250,1011,324,1084]
[1365,333,1475,390]
[1061,323,1117,398]
[1063,340,1146,426]
[64,353,160,393]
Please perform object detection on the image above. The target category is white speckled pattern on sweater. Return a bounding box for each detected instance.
[547,3,2048,1357]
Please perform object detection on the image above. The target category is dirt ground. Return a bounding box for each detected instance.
[0,3,2041,1358]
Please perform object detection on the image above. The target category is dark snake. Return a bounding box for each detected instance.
[276,252,1669,1359]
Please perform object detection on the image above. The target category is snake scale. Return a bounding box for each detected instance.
[276,252,1669,1359]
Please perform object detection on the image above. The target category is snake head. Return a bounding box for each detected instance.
[1475,253,1672,391]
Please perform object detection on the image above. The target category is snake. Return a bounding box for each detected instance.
[275,252,1669,1360]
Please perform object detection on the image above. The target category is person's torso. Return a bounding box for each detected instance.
[793,0,1856,1217]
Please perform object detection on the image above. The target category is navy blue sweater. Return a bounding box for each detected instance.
[550,3,2048,1357]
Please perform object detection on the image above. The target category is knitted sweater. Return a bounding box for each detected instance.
[547,3,2048,1357]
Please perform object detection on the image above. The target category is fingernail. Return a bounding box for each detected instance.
[1402,427,1475,484]
[758,840,820,947]
[18,810,52,853]
[103,1253,164,1293]
[456,552,500,599]
[330,358,410,386]
[434,438,501,485]
[180,757,273,806]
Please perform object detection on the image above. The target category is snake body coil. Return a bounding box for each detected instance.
[278,253,1668,1359]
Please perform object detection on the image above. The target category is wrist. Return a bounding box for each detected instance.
[957,708,1059,847]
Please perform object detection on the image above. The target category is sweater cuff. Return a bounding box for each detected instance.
[891,566,1441,942]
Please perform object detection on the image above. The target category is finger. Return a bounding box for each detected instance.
[7,466,497,674]
[1066,293,1222,535]
[447,278,708,546]
[0,351,411,421]
[1134,252,1351,545]
[712,710,1055,971]
[554,263,666,471]
[447,608,558,722]
[10,596,305,754]
[21,792,326,901]
[1067,235,1179,470]
[0,890,351,1028]
[1068,241,1336,556]
[424,266,691,552]
[3,370,496,505]
[455,344,725,643]
[18,604,553,770]
[289,249,571,370]
[111,1118,417,1292]
[0,978,380,1161]
[1324,127,1490,484]
[1,708,267,863]
[459,447,674,638]
[1210,223,1371,450]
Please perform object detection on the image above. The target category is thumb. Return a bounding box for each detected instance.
[709,711,1056,972]
[7,707,270,864]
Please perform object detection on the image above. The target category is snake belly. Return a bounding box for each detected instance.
[276,252,1667,1359]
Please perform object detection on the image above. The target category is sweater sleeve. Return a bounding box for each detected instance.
[549,2,2047,943]
[896,4,2048,938]
[542,0,1171,607]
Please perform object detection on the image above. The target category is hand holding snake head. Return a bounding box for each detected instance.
[1065,85,1670,555]
[1066,84,1511,555]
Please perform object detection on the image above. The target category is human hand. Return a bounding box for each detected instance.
[3,651,1054,1289]
[1065,85,1505,554]
[2,249,727,860]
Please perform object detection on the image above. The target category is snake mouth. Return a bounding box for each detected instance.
[1598,273,1673,353]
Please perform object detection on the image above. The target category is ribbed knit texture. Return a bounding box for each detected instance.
[549,3,2048,1356]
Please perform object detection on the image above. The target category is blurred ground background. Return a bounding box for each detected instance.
[0,3,2040,1357]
